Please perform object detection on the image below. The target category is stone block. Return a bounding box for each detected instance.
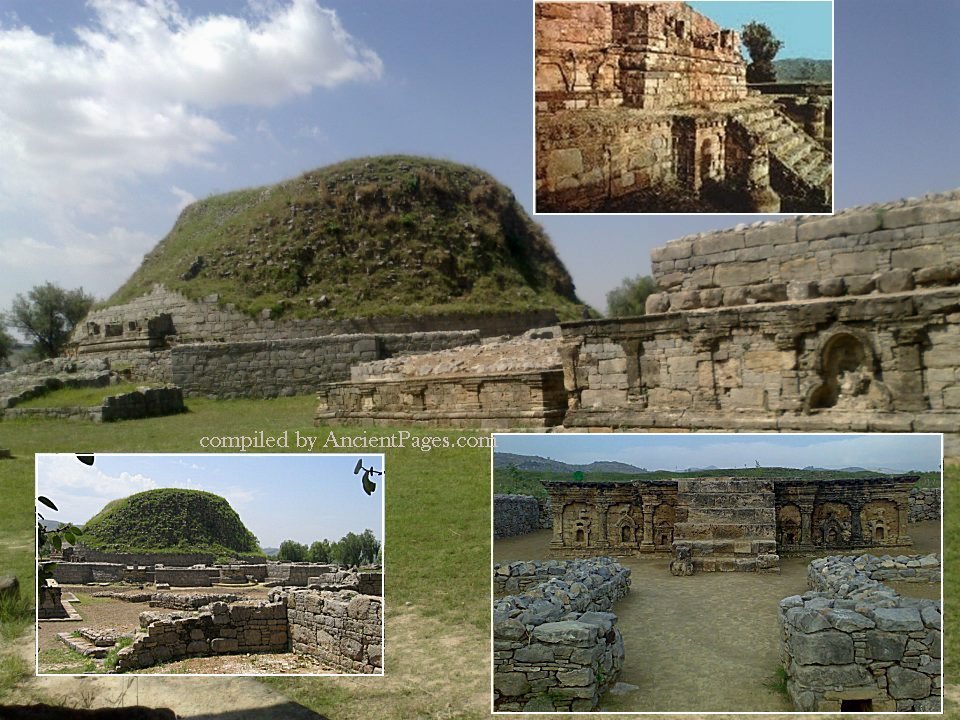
[786,281,819,301]
[887,665,931,700]
[211,637,238,653]
[715,262,770,287]
[818,277,845,297]
[892,244,946,270]
[791,630,855,665]
[532,620,597,647]
[874,607,923,632]
[547,149,583,180]
[875,269,915,293]
[827,609,875,632]
[515,643,555,663]
[669,291,700,311]
[645,293,670,314]
[792,662,873,689]
[557,667,594,687]
[494,671,531,697]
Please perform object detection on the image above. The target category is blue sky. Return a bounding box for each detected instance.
[494,433,942,474]
[689,1,832,59]
[36,453,384,547]
[0,0,957,319]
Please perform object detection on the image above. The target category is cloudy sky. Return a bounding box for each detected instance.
[36,453,384,547]
[494,433,943,474]
[0,0,957,319]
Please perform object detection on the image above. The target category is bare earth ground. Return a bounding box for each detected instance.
[38,584,337,675]
[494,521,942,714]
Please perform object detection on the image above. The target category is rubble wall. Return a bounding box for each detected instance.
[493,557,629,711]
[908,488,941,522]
[494,495,543,539]
[778,554,942,712]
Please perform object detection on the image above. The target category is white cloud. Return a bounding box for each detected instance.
[37,455,158,524]
[171,185,197,212]
[0,0,380,209]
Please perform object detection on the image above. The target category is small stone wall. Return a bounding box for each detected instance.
[494,495,542,538]
[66,547,264,566]
[267,563,339,586]
[171,332,478,399]
[3,386,185,422]
[53,562,126,584]
[493,557,630,711]
[908,488,941,522]
[283,589,383,674]
[153,567,218,587]
[778,553,942,712]
[317,370,567,428]
[218,564,268,583]
[117,599,288,671]
[357,571,382,596]
[149,592,241,610]
[38,583,68,619]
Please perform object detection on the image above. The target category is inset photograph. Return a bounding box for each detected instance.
[534,1,833,214]
[37,453,383,676]
[492,434,942,713]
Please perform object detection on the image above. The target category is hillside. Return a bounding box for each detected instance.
[493,452,645,474]
[108,155,586,320]
[80,488,262,557]
[774,58,831,83]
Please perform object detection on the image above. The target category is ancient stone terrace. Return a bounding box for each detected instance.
[544,476,917,572]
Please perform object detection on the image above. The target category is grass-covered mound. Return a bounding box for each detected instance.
[80,488,262,558]
[108,155,586,320]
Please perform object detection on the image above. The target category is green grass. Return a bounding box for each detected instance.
[15,383,143,409]
[0,590,33,643]
[102,636,133,672]
[107,154,587,321]
[0,653,30,696]
[494,466,943,498]
[37,646,97,674]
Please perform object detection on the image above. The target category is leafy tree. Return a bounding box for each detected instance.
[37,495,83,585]
[606,275,657,317]
[0,325,14,367]
[277,539,308,562]
[7,282,94,358]
[359,529,380,565]
[308,539,331,563]
[741,21,783,83]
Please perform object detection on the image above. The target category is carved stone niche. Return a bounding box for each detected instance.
[805,327,892,412]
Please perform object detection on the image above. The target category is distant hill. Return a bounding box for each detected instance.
[775,58,831,83]
[494,452,645,474]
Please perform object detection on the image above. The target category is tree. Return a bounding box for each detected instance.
[308,539,331,563]
[741,21,783,83]
[606,275,657,317]
[359,529,380,565]
[0,326,14,367]
[7,282,94,358]
[277,539,308,562]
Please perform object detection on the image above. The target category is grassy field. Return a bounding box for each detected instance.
[14,383,143,409]
[0,401,954,718]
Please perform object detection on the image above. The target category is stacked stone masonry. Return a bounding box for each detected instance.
[494,495,554,539]
[535,3,831,212]
[544,477,918,569]
[908,488,941,523]
[647,190,960,312]
[281,589,383,673]
[778,553,942,712]
[493,557,630,711]
[117,599,289,671]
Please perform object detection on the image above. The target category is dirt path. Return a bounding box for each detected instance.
[495,522,942,714]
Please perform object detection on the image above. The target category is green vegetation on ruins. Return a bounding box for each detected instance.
[495,466,941,500]
[14,383,144,409]
[79,488,262,558]
[107,155,586,321]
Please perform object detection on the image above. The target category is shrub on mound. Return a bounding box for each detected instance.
[81,488,262,557]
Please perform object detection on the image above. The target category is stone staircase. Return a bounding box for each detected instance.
[672,478,780,573]
[735,103,832,210]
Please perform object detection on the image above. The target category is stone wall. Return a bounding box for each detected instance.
[778,553,942,712]
[153,567,218,587]
[317,370,567,429]
[908,488,941,522]
[77,285,556,347]
[171,331,480,399]
[647,191,960,312]
[283,589,383,674]
[493,557,630,711]
[66,547,264,567]
[150,592,241,610]
[52,563,126,584]
[494,495,543,539]
[3,386,185,422]
[117,599,289,671]
[267,563,340,586]
[560,287,960,458]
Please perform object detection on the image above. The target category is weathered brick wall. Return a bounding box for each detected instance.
[284,589,382,674]
[778,554,942,712]
[493,557,630,711]
[117,599,288,671]
[267,563,339,586]
[908,488,941,522]
[100,387,185,421]
[648,191,960,312]
[52,563,125,584]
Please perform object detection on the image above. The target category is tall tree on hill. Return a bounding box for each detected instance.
[7,282,94,358]
[741,21,783,83]
[0,326,14,367]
